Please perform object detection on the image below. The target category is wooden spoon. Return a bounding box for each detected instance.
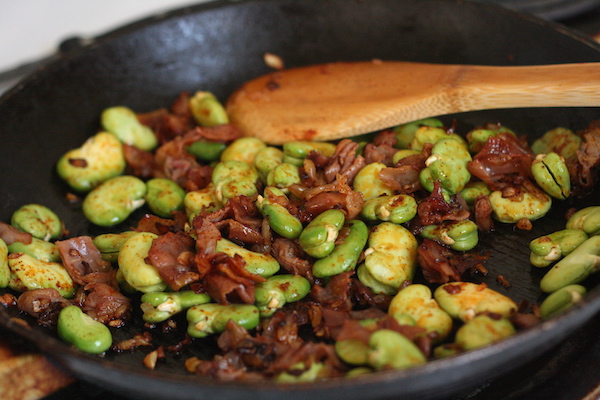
[225,60,600,144]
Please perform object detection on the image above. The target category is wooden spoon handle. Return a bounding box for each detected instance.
[226,61,600,144]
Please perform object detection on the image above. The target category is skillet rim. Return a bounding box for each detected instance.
[1,0,599,399]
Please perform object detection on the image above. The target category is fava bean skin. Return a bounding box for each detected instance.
[299,209,345,258]
[7,238,61,263]
[254,274,311,317]
[83,175,147,227]
[529,229,588,268]
[186,139,227,162]
[368,329,426,370]
[312,220,368,278]
[566,206,600,236]
[539,284,587,320]
[392,118,444,149]
[57,305,112,354]
[531,127,581,159]
[189,91,229,127]
[389,284,453,343]
[258,187,303,239]
[361,194,417,225]
[118,232,167,293]
[101,106,158,151]
[7,253,75,298]
[531,152,571,200]
[140,291,212,323]
[540,235,600,293]
[56,131,126,193]
[434,282,517,322]
[361,222,418,289]
[184,184,222,222]
[92,231,137,263]
[215,238,280,277]
[488,190,551,223]
[420,220,478,252]
[220,137,266,164]
[11,204,62,241]
[145,178,186,218]
[186,303,260,338]
[0,239,9,288]
[353,162,393,201]
[454,315,515,351]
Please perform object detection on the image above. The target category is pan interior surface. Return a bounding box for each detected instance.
[0,1,599,399]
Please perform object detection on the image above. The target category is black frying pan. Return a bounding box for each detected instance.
[1,1,599,399]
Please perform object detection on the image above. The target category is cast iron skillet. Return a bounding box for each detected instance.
[0,0,599,399]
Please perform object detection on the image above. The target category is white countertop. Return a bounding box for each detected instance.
[0,0,210,94]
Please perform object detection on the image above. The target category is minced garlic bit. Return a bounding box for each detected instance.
[143,350,159,370]
[264,52,284,70]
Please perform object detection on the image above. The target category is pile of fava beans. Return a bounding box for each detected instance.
[1,90,599,381]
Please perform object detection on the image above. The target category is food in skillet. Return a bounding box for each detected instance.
[0,90,599,380]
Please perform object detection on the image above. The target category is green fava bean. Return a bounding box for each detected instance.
[356,264,396,295]
[184,184,222,222]
[335,339,370,366]
[220,137,266,164]
[539,284,587,320]
[455,315,515,351]
[254,274,311,317]
[299,209,346,258]
[145,178,186,218]
[392,149,420,165]
[101,106,158,151]
[529,229,588,268]
[254,146,284,182]
[540,235,600,293]
[434,282,518,322]
[189,91,229,127]
[7,253,75,298]
[532,153,571,200]
[362,222,418,289]
[282,141,337,161]
[531,127,581,159]
[420,220,479,252]
[8,237,61,263]
[57,305,112,354]
[140,291,212,323]
[277,362,325,383]
[215,238,280,277]
[353,162,394,201]
[187,303,260,338]
[92,231,137,263]
[420,138,472,195]
[392,118,444,149]
[410,125,466,152]
[488,190,551,223]
[83,176,147,227]
[11,204,62,241]
[212,160,259,203]
[368,329,426,370]
[566,206,600,236]
[186,140,227,162]
[267,162,301,189]
[0,239,9,288]
[460,181,491,204]
[56,132,126,193]
[361,194,417,224]
[312,220,368,278]
[466,124,515,153]
[389,284,453,343]
[118,232,167,293]
[259,187,303,239]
